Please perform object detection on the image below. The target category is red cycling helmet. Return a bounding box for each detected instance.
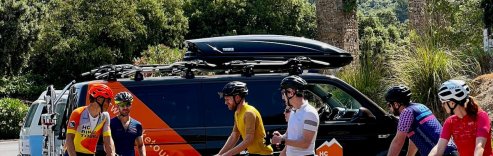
[89,84,114,99]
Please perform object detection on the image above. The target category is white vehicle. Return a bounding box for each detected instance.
[18,90,68,156]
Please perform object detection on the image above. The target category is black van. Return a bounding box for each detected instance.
[54,35,398,156]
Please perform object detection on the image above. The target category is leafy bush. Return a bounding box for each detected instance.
[30,0,188,86]
[0,74,46,101]
[184,0,316,39]
[337,60,387,108]
[133,44,185,65]
[463,48,493,75]
[0,98,28,139]
[391,32,474,120]
[0,0,45,77]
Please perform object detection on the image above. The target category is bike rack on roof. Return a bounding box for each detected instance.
[80,56,332,81]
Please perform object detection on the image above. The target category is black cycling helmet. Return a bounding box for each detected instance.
[220,81,248,98]
[385,85,411,103]
[115,92,133,102]
[280,75,307,90]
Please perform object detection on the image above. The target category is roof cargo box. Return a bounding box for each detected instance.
[184,35,353,68]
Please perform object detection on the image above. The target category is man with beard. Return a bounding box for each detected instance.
[216,81,273,156]
[385,85,457,156]
[110,92,145,156]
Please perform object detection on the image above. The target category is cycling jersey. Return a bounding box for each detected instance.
[399,103,457,155]
[441,109,492,156]
[234,103,273,155]
[286,100,319,155]
[111,117,143,156]
[66,106,111,154]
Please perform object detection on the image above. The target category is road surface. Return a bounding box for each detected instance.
[0,140,18,156]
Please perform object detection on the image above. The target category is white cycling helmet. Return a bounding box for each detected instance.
[438,80,470,103]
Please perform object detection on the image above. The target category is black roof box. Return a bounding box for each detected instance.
[184,35,353,68]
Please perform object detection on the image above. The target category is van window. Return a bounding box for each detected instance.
[38,105,48,125]
[307,83,361,109]
[307,83,363,121]
[54,101,67,132]
[129,83,204,128]
[23,104,39,127]
[203,80,285,127]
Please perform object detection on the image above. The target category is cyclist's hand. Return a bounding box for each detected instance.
[271,134,282,144]
[272,131,281,136]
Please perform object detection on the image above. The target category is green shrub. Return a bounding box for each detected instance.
[462,48,493,75]
[134,44,185,65]
[0,74,46,101]
[0,98,29,139]
[391,32,473,120]
[337,59,387,108]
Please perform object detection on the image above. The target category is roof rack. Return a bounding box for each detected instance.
[80,60,217,80]
[80,56,331,81]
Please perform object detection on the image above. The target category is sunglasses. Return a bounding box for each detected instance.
[116,101,132,107]
[281,90,292,94]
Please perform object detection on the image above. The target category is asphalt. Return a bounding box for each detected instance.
[0,139,19,156]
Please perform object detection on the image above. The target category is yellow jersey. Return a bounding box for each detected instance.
[234,103,273,155]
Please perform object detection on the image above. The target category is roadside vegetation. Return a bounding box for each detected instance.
[0,0,492,139]
[338,0,493,120]
[0,98,28,139]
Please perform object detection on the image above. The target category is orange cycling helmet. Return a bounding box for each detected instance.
[89,84,114,99]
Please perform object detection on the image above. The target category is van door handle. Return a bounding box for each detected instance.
[378,134,391,139]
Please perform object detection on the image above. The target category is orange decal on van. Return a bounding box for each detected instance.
[86,81,201,156]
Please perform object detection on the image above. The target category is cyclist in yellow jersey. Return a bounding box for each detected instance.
[65,84,115,156]
[216,81,273,156]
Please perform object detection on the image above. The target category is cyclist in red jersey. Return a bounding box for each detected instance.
[65,84,115,156]
[430,80,492,156]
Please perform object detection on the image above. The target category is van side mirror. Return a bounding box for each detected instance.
[350,107,376,123]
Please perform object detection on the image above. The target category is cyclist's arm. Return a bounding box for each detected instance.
[406,140,418,156]
[285,112,318,149]
[474,137,487,156]
[66,110,80,156]
[279,146,287,156]
[103,135,114,156]
[474,111,491,156]
[222,112,256,155]
[387,131,407,156]
[65,133,77,156]
[102,114,115,156]
[388,109,413,156]
[218,124,240,155]
[429,138,448,156]
[135,123,146,156]
[429,117,453,156]
[284,129,316,149]
[135,136,146,156]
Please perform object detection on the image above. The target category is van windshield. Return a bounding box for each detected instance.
[309,83,362,109]
[23,104,39,128]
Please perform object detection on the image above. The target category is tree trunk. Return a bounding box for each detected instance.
[408,0,427,36]
[316,0,359,66]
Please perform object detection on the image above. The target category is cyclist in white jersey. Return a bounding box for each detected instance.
[272,75,319,156]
